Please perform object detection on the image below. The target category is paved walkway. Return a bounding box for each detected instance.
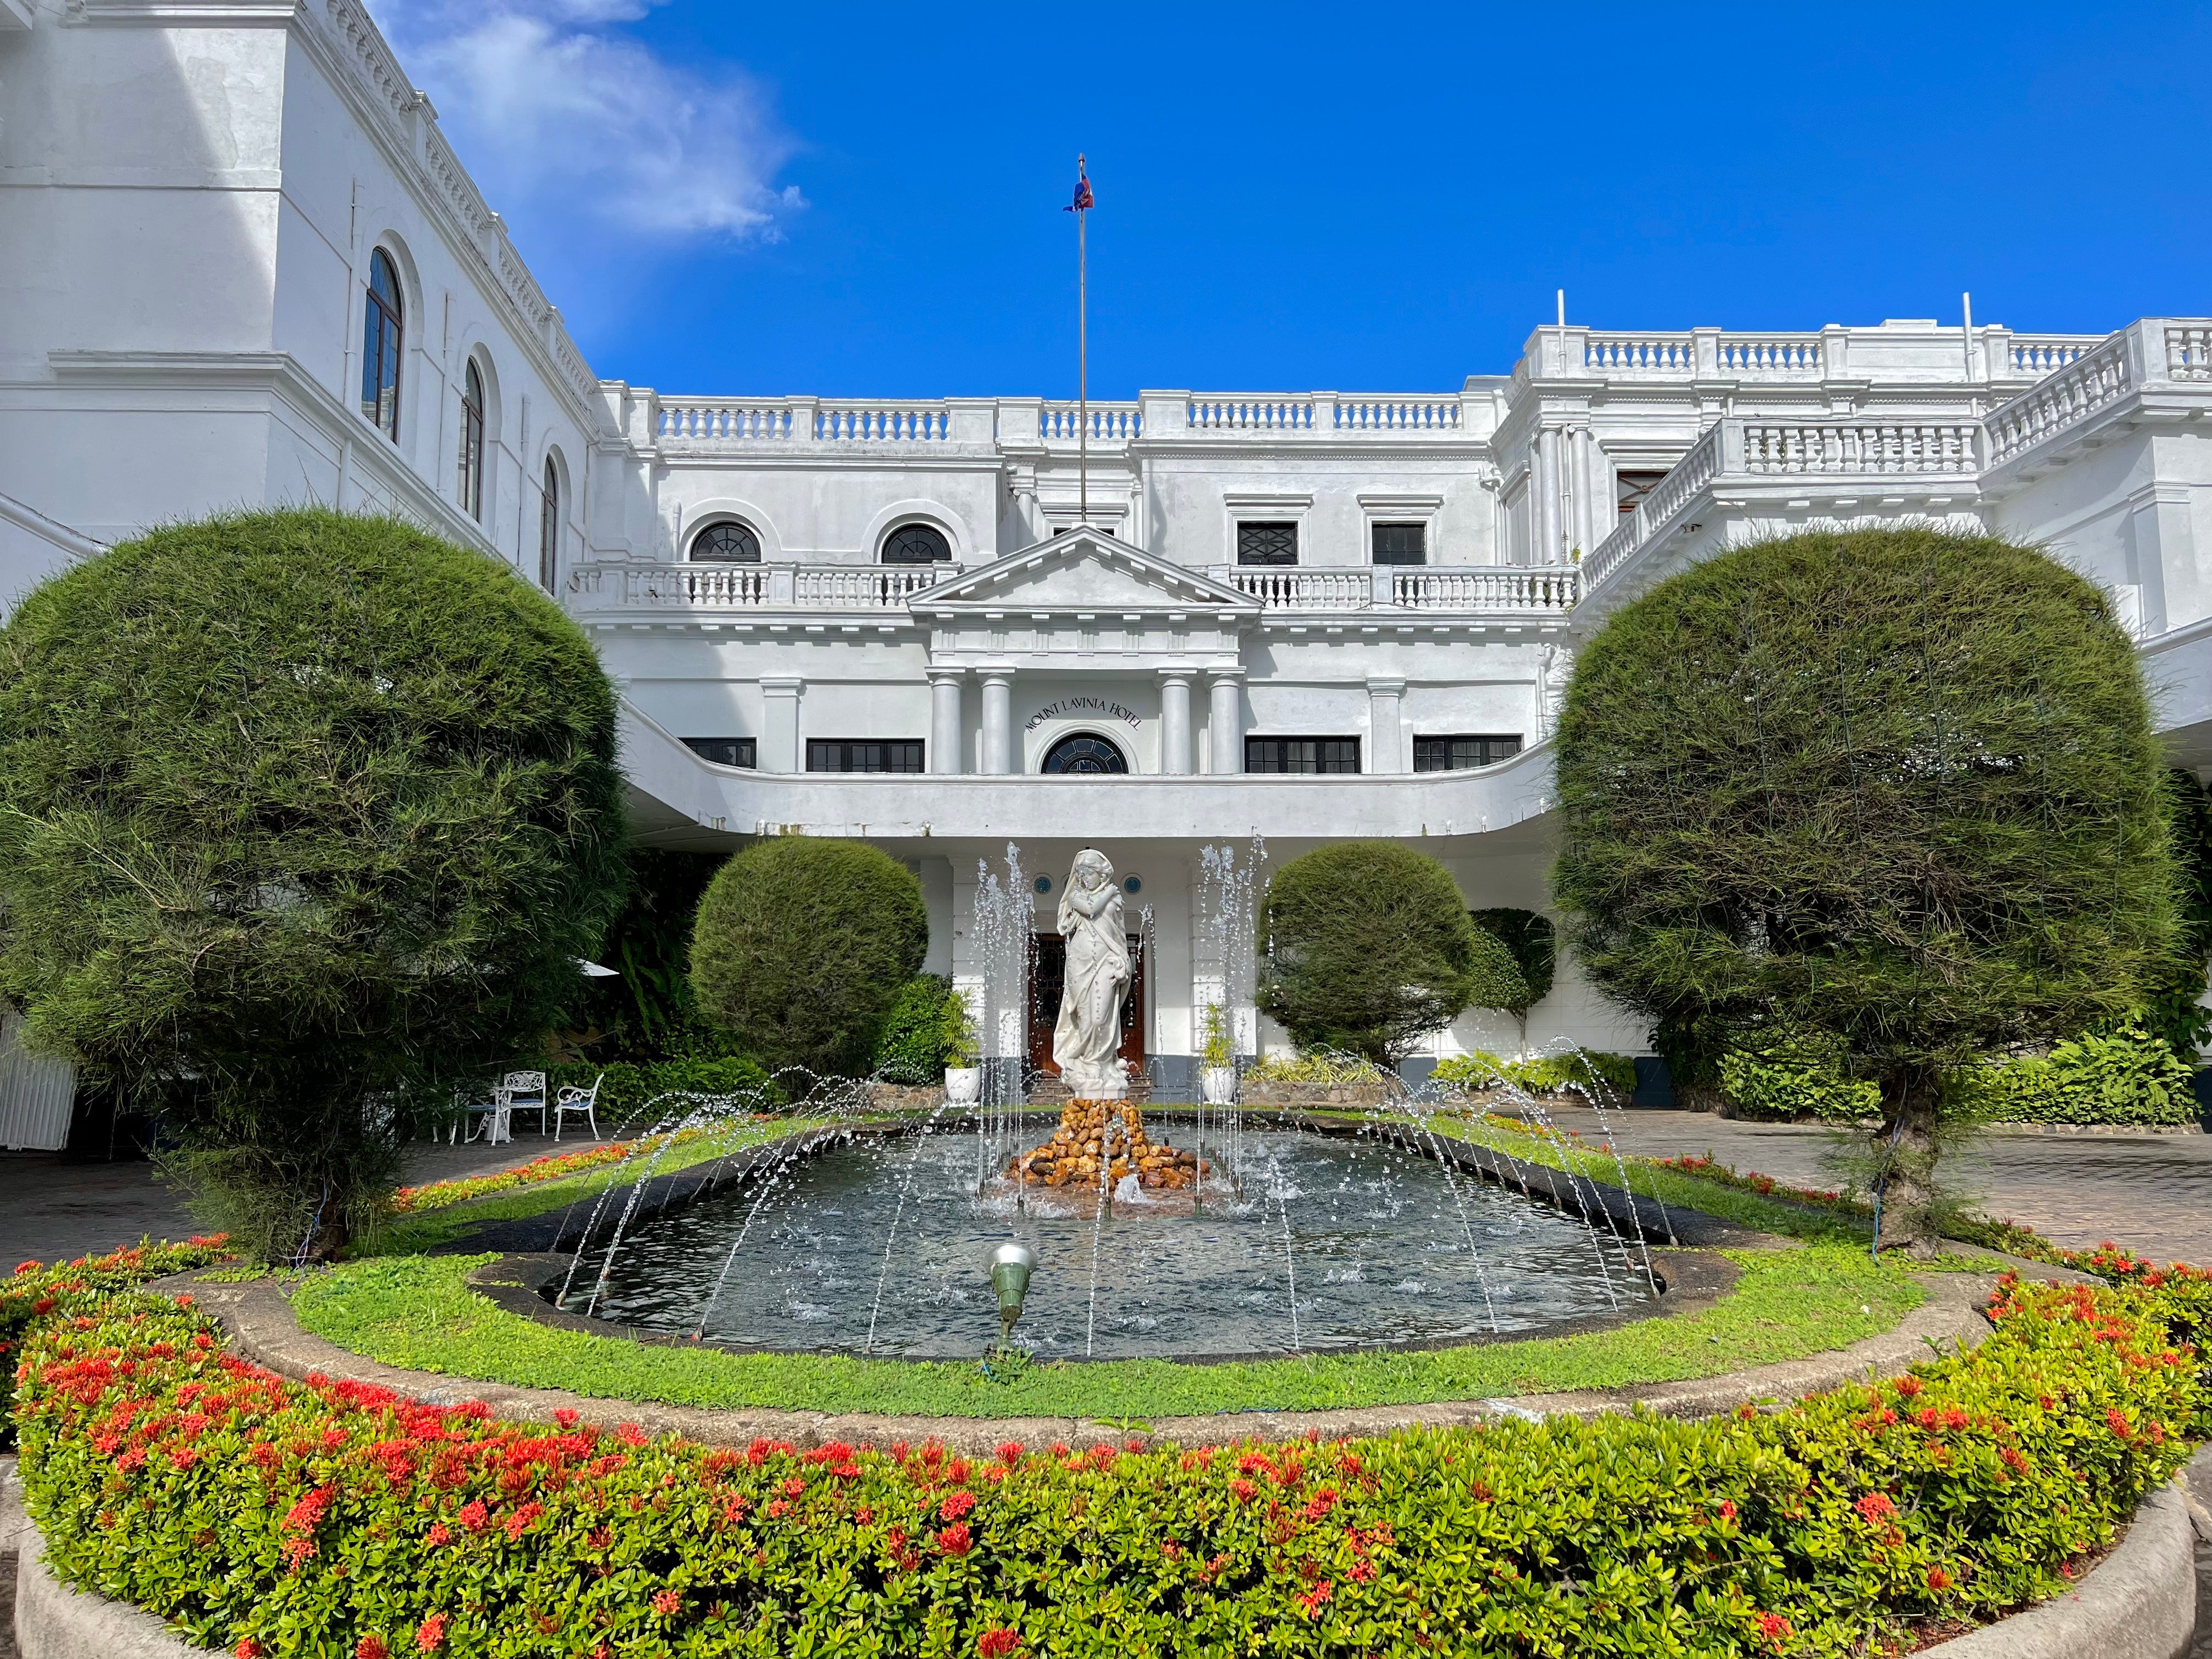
[0,1131,614,1266]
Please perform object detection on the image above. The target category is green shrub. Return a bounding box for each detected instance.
[0,510,628,1260]
[1433,1049,1636,1097]
[1951,1018,2198,1126]
[558,850,733,1062]
[1719,1030,1884,1123]
[17,1277,2204,1657]
[1554,527,2181,1249]
[871,975,976,1083]
[1,1238,233,1445]
[546,1056,781,1121]
[1242,1049,1391,1085]
[690,838,929,1077]
[1259,842,1526,1064]
[1469,908,1555,1012]
[1198,1003,1233,1070]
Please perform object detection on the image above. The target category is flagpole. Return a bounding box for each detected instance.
[1077,153,1088,526]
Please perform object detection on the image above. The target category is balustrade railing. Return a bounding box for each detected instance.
[1718,335,1823,375]
[1188,397,1319,433]
[568,562,958,610]
[1584,334,1696,374]
[1210,565,1576,613]
[654,398,959,444]
[2007,335,2102,377]
[1985,334,2134,465]
[1218,565,1368,607]
[816,404,949,442]
[2166,325,2212,381]
[1042,403,1141,442]
[1741,421,1978,475]
[1581,333,1824,377]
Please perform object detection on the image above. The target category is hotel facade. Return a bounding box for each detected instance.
[5,1,2212,1097]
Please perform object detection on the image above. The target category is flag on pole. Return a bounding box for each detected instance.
[1065,156,1093,212]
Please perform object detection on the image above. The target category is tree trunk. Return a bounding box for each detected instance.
[1872,1066,1943,1256]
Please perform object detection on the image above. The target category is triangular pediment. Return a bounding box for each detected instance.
[909,527,1260,616]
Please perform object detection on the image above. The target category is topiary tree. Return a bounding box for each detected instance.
[1259,841,1527,1065]
[1553,526,2180,1251]
[0,509,627,1260]
[1470,907,1555,1052]
[691,838,928,1077]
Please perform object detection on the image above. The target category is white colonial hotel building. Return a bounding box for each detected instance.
[4,0,2212,1094]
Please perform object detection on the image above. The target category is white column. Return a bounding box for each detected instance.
[760,676,802,772]
[1159,670,1194,775]
[1207,671,1244,774]
[980,672,1014,775]
[1366,676,1405,773]
[1568,427,1596,557]
[1536,426,1562,566]
[928,668,966,774]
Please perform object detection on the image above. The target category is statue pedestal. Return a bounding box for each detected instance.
[1008,1101,1206,1191]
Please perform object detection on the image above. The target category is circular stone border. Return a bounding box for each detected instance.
[10,1452,2199,1659]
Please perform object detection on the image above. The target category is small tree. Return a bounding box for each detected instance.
[0,510,627,1259]
[1470,907,1555,1054]
[1259,842,1526,1065]
[691,838,928,1077]
[1554,527,2179,1251]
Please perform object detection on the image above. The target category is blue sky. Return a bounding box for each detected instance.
[367,0,2212,400]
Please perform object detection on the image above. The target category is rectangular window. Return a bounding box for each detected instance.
[806,740,926,774]
[1413,734,1523,772]
[1371,522,1427,566]
[1616,470,1668,516]
[1236,521,1299,566]
[1245,736,1361,774]
[682,737,758,769]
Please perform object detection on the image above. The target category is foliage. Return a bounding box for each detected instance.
[0,510,628,1259]
[292,1245,1912,1420]
[872,975,977,1082]
[1718,1029,1884,1123]
[1259,842,1527,1064]
[1468,908,1556,1012]
[556,850,735,1063]
[1198,1004,1233,1070]
[1,1237,233,1444]
[2139,769,2212,1062]
[1432,1049,1637,1097]
[388,1125,770,1216]
[1242,1049,1392,1086]
[545,1056,780,1122]
[1553,527,2181,1249]
[21,1277,2204,1658]
[691,838,929,1078]
[1949,1018,2198,1126]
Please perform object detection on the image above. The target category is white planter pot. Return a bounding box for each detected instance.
[944,1066,982,1105]
[1200,1066,1237,1105]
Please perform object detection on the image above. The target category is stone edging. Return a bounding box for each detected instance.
[179,1262,2000,1455]
[10,1456,2200,1657]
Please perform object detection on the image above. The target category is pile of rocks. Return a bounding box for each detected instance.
[1007,1099,1207,1190]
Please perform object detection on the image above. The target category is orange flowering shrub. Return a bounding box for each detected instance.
[13,1272,2205,1656]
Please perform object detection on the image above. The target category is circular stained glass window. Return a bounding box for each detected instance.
[692,521,761,562]
[1041,733,1128,775]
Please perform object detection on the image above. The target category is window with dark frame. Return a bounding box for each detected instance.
[691,521,761,562]
[538,457,560,592]
[1235,521,1299,566]
[1616,470,1669,515]
[806,740,926,774]
[1371,522,1427,565]
[1244,736,1360,774]
[682,737,758,769]
[881,523,952,564]
[360,249,403,440]
[1413,734,1523,772]
[458,360,486,521]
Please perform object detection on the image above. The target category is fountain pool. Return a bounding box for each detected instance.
[567,1119,1653,1361]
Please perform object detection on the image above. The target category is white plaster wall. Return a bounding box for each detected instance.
[654,463,1002,566]
[1142,454,1498,570]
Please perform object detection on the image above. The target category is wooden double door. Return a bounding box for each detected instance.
[1026,932,1146,1077]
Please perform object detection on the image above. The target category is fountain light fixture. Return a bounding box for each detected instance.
[986,1241,1037,1342]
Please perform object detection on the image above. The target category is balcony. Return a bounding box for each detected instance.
[1210,564,1577,617]
[568,562,957,615]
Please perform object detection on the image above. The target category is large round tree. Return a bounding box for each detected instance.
[1553,526,2179,1250]
[0,510,628,1259]
[1259,841,1526,1064]
[690,837,928,1077]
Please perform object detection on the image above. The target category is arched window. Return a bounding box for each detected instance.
[459,360,486,521]
[691,521,760,562]
[881,523,951,565]
[1042,733,1128,774]
[360,249,403,440]
[539,455,561,592]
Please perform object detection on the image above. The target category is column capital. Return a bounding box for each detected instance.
[1365,675,1407,696]
[1205,665,1245,682]
[1157,665,1199,681]
[759,675,804,695]
[924,664,968,684]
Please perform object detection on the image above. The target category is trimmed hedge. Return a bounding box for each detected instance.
[16,1272,2208,1657]
[1432,1049,1637,1097]
[546,1057,780,1122]
[1951,1019,2199,1127]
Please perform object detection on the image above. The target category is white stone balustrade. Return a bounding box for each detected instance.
[2009,336,2098,376]
[2166,326,2212,381]
[1209,565,1577,615]
[1187,397,1319,433]
[1985,332,2133,465]
[1581,331,1823,378]
[1042,403,1142,442]
[1742,421,1979,475]
[568,562,956,610]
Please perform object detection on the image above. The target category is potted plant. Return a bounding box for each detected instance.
[942,988,983,1105]
[1198,1002,1237,1105]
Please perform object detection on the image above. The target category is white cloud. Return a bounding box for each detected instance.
[366,0,802,241]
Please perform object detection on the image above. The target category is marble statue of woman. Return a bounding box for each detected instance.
[1052,848,1131,1098]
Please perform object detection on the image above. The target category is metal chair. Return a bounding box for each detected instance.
[461,1085,514,1146]
[551,1073,603,1142]
[500,1070,550,1136]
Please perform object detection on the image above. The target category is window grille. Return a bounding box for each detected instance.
[807,740,926,773]
[691,521,761,562]
[882,524,951,564]
[1236,521,1298,566]
[1244,736,1359,774]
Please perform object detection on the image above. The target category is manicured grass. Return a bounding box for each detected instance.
[289,1242,1921,1420]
